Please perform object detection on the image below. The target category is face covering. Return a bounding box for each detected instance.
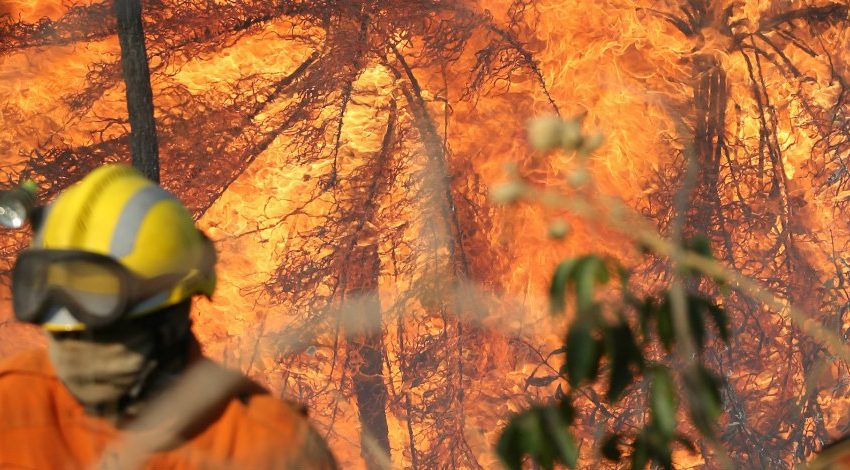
[47,308,158,410]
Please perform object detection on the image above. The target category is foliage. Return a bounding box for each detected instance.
[495,117,730,469]
[498,250,727,469]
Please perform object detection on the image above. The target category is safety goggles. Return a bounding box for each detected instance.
[12,249,185,329]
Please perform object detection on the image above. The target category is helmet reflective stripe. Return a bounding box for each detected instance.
[109,185,175,258]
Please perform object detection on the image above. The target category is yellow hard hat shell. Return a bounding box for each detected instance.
[31,164,216,331]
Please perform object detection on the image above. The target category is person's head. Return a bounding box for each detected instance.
[11,164,216,412]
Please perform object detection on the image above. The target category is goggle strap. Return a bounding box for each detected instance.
[128,290,172,316]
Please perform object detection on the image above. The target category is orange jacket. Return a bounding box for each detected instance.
[0,349,337,469]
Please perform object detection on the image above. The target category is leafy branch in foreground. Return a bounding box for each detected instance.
[494,117,730,469]
[498,250,728,469]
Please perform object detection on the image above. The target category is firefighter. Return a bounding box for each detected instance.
[0,164,337,469]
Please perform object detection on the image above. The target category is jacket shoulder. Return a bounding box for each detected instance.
[0,349,63,430]
[241,393,308,424]
[0,349,54,380]
[222,392,312,443]
[215,392,337,468]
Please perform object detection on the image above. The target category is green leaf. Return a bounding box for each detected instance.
[687,297,707,350]
[700,366,723,417]
[565,321,601,387]
[20,180,38,195]
[685,234,713,259]
[496,416,524,469]
[646,429,673,470]
[605,323,643,402]
[650,366,677,439]
[541,406,578,468]
[549,255,610,317]
[574,256,609,317]
[517,410,551,469]
[616,262,631,291]
[607,345,632,403]
[685,365,723,436]
[601,433,621,461]
[705,300,730,343]
[550,258,579,314]
[609,361,634,403]
[682,235,718,281]
[657,296,675,352]
[675,295,731,350]
[558,398,575,423]
[637,297,657,342]
[631,433,649,470]
[497,405,579,470]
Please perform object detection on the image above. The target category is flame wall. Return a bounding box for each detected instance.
[3,0,850,467]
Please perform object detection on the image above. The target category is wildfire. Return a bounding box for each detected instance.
[2,0,850,467]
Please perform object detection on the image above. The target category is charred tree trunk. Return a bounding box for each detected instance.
[340,101,398,469]
[684,52,748,467]
[346,244,392,469]
[114,0,159,182]
[687,55,727,243]
[335,10,392,468]
[388,48,485,469]
[670,2,846,463]
[390,47,468,272]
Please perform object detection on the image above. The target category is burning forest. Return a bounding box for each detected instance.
[3,0,850,468]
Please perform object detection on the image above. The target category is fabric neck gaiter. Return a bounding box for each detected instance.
[47,312,158,414]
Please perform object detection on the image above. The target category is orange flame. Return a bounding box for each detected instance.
[3,0,850,467]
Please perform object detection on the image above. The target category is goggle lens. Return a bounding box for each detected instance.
[12,249,188,329]
[12,253,126,325]
[45,261,122,317]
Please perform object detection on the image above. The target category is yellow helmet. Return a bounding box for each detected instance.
[25,164,216,331]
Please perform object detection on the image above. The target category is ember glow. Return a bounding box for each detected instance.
[2,0,850,467]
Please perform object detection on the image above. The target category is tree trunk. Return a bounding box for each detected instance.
[686,54,727,245]
[114,0,159,182]
[340,101,397,469]
[347,244,391,469]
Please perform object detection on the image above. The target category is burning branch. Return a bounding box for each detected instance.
[757,3,849,33]
[0,1,113,53]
